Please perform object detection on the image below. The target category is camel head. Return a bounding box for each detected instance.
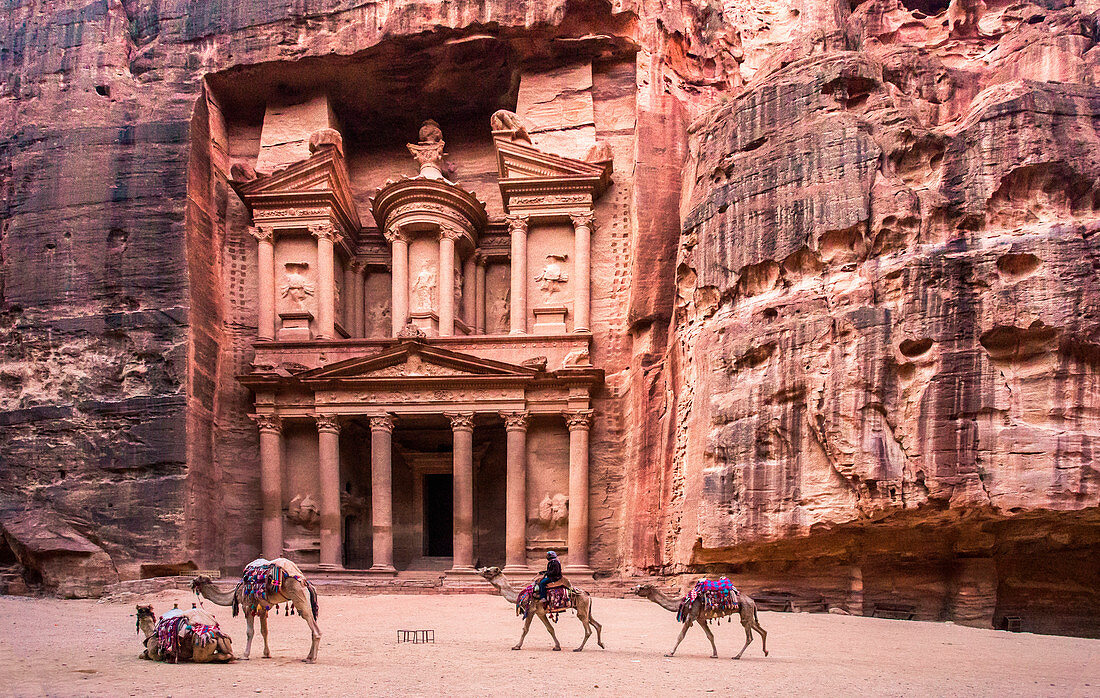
[631,583,657,597]
[136,604,156,634]
[477,566,503,581]
[190,574,214,593]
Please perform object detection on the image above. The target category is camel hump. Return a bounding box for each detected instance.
[269,557,307,581]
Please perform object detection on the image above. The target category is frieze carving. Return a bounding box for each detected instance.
[564,410,594,431]
[562,347,591,367]
[369,414,396,432]
[315,413,341,433]
[446,412,475,431]
[248,225,273,242]
[570,211,596,229]
[521,356,548,371]
[505,215,528,235]
[510,194,590,207]
[253,207,330,220]
[397,321,427,339]
[500,411,530,431]
[250,413,282,433]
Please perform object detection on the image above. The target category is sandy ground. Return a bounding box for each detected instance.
[0,592,1097,697]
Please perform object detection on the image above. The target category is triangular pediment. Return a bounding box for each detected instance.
[493,136,611,184]
[298,341,540,382]
[234,145,361,229]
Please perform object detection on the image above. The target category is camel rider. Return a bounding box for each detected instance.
[536,551,563,600]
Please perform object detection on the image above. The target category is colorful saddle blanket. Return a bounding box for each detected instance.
[238,558,305,613]
[153,609,225,661]
[516,583,572,620]
[678,578,739,623]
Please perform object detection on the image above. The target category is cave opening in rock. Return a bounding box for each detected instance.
[900,0,950,16]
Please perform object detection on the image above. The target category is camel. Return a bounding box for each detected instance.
[190,559,321,663]
[477,566,604,652]
[136,604,235,662]
[633,583,768,659]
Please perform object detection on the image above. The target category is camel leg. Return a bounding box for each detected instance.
[513,613,535,650]
[733,623,753,660]
[537,612,562,651]
[582,597,605,649]
[699,619,718,658]
[752,619,768,657]
[242,612,256,660]
[293,590,321,663]
[667,618,692,657]
[259,612,272,658]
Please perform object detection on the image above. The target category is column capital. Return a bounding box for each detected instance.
[250,413,282,433]
[369,414,396,433]
[505,214,529,235]
[384,225,410,244]
[474,250,488,266]
[249,225,274,242]
[349,258,367,274]
[569,211,596,230]
[438,224,464,242]
[564,409,593,431]
[309,222,339,242]
[446,412,475,432]
[500,411,530,431]
[315,413,341,434]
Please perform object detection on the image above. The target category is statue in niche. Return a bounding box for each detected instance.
[534,253,569,305]
[454,267,463,313]
[491,288,510,332]
[490,110,532,143]
[286,494,320,530]
[407,119,449,179]
[281,262,314,310]
[532,492,569,540]
[411,267,436,312]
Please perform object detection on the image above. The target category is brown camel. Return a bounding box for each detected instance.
[632,583,768,659]
[136,604,235,662]
[477,566,604,652]
[191,559,320,663]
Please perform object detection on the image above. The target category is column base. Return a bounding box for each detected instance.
[366,564,397,576]
[503,564,533,577]
[563,565,595,581]
[446,564,479,576]
[316,563,345,572]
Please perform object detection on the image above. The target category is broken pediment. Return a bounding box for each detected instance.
[233,143,361,232]
[492,133,613,214]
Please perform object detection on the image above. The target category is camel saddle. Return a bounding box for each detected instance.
[516,576,574,619]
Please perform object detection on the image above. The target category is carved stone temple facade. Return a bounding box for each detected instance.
[233,108,614,579]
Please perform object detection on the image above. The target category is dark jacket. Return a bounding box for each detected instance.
[544,557,562,582]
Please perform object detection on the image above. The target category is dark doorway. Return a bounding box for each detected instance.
[423,474,454,557]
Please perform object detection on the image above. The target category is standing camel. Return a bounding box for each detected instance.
[191,558,321,663]
[136,604,235,662]
[477,566,605,652]
[633,583,768,659]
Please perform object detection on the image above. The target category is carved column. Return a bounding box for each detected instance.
[501,411,529,573]
[315,414,343,568]
[570,212,594,333]
[250,225,276,341]
[369,414,397,574]
[462,251,476,331]
[311,224,339,339]
[447,412,476,573]
[564,410,594,573]
[438,226,460,336]
[507,215,528,334]
[475,252,487,334]
[386,226,410,335]
[251,414,283,560]
[350,260,366,338]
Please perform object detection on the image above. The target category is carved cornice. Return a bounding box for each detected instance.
[248,225,273,243]
[500,411,530,431]
[250,413,282,433]
[564,409,593,431]
[315,413,341,434]
[505,215,529,235]
[569,212,596,230]
[446,412,475,432]
[369,414,396,433]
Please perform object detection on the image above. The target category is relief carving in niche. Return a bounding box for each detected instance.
[491,287,510,332]
[281,262,315,310]
[534,254,568,305]
[529,492,568,544]
[454,266,463,312]
[411,267,437,312]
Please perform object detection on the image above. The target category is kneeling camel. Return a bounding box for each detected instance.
[136,604,235,662]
